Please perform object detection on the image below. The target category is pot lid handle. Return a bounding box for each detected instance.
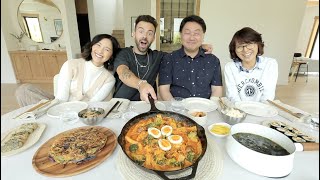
[300,143,319,151]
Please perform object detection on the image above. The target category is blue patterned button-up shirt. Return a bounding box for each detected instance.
[159,47,222,99]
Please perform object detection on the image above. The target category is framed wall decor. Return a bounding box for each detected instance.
[131,16,137,35]
[54,19,63,36]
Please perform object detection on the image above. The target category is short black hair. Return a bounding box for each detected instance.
[81,34,120,71]
[229,27,264,60]
[135,15,158,31]
[179,15,206,33]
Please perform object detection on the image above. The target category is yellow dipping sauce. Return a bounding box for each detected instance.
[210,124,230,135]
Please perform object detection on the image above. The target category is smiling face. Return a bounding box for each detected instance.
[133,21,156,54]
[91,38,113,67]
[181,22,204,54]
[235,42,258,68]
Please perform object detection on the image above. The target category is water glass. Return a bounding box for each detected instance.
[305,113,319,131]
[310,117,319,130]
[171,97,185,112]
[60,111,79,125]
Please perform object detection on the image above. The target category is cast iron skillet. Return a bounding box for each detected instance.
[118,95,207,180]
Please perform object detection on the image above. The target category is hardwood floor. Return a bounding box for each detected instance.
[1,74,319,115]
[1,83,53,115]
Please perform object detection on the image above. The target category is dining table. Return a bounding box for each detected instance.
[1,100,319,180]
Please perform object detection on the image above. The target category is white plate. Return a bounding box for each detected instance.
[1,123,46,157]
[235,101,278,117]
[183,97,218,112]
[47,101,88,118]
[132,101,166,114]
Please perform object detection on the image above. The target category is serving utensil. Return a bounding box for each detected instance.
[218,97,228,111]
[219,97,242,112]
[267,100,304,118]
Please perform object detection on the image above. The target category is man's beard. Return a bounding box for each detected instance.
[135,39,150,54]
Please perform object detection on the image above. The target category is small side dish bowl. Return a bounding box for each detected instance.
[78,107,105,125]
[122,111,139,121]
[187,109,207,126]
[220,108,247,125]
[208,122,231,137]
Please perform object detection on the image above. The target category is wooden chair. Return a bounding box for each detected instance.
[290,53,308,82]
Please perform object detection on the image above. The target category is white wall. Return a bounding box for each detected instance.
[200,0,306,85]
[1,27,16,83]
[88,0,124,38]
[123,0,154,48]
[59,0,81,59]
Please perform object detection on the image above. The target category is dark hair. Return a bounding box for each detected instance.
[135,15,158,32]
[229,27,264,60]
[179,15,206,33]
[81,34,120,71]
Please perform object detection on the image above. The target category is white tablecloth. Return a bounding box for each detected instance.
[1,101,319,180]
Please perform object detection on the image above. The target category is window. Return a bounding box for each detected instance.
[310,29,319,59]
[305,16,319,59]
[158,0,200,52]
[23,15,43,43]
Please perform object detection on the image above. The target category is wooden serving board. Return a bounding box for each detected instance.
[32,126,117,177]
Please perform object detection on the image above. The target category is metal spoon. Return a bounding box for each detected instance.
[218,97,228,111]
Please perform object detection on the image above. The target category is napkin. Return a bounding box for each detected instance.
[107,98,130,118]
[89,98,130,119]
[268,100,311,122]
[14,99,59,120]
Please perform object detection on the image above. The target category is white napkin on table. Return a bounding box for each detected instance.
[267,100,311,122]
[89,98,130,118]
[14,99,59,120]
[107,98,130,118]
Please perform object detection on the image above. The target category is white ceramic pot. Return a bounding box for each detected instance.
[226,123,318,177]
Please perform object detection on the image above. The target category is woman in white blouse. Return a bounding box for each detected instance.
[15,34,120,106]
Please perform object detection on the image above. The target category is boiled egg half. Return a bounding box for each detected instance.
[148,127,161,138]
[167,135,183,144]
[161,125,173,136]
[158,139,172,151]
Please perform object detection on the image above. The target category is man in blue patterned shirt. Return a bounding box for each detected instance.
[159,15,223,100]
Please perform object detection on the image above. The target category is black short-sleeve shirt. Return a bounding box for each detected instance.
[113,47,166,101]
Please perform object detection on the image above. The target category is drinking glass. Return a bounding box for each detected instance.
[60,111,79,130]
[310,117,319,130]
[171,97,185,112]
[306,113,319,131]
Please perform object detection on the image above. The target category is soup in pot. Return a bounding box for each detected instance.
[233,133,290,156]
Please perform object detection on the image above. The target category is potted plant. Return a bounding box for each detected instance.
[10,32,25,50]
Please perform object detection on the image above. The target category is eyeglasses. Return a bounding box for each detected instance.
[236,43,255,52]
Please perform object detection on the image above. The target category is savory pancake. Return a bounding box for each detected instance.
[48,127,108,165]
[1,123,38,153]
